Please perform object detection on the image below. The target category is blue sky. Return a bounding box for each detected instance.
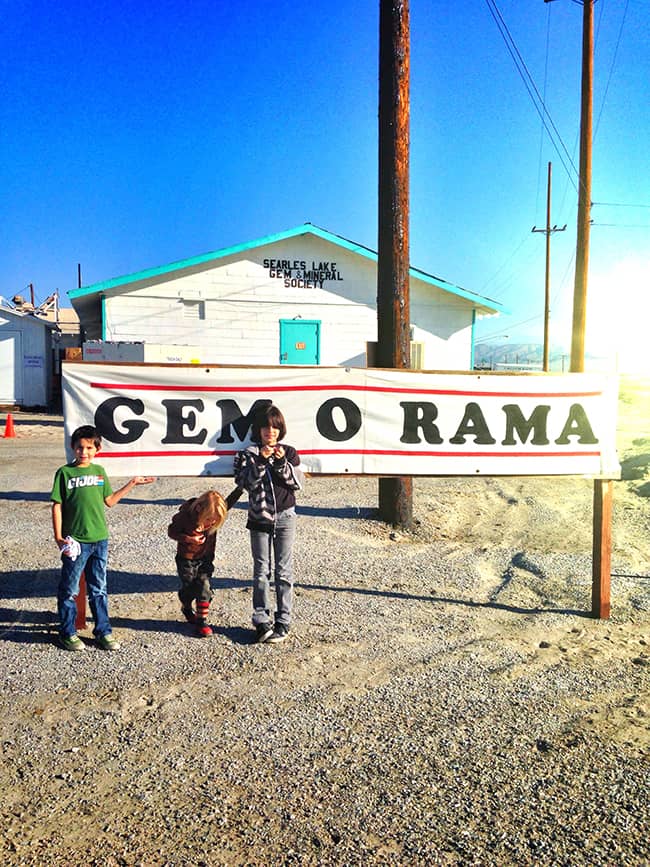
[2,1,648,369]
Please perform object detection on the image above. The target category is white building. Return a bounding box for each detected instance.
[68,224,505,370]
[0,304,55,407]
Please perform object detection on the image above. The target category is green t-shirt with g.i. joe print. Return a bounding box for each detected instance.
[50,463,114,543]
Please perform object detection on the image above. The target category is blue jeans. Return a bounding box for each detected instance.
[57,539,112,639]
[250,508,296,627]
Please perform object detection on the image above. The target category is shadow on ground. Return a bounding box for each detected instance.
[0,566,597,645]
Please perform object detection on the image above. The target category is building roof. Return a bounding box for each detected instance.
[68,224,508,336]
[0,302,57,330]
[56,307,80,328]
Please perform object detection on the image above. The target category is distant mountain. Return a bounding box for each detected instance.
[474,343,550,370]
[474,342,618,373]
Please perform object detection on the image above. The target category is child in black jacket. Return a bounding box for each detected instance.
[234,404,303,645]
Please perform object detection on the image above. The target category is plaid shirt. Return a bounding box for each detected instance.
[234,444,302,531]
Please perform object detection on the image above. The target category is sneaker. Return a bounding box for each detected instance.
[267,623,289,644]
[196,622,213,637]
[96,634,121,651]
[60,634,85,652]
[182,607,197,624]
[255,622,274,643]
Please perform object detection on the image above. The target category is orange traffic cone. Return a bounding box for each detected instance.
[3,413,16,438]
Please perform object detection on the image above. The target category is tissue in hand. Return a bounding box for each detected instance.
[62,536,81,561]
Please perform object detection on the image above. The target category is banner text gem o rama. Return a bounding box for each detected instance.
[61,363,620,479]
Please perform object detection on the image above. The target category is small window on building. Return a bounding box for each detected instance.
[182,300,205,320]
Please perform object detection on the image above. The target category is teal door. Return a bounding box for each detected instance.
[279,319,320,365]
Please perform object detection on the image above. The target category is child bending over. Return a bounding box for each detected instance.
[168,487,241,636]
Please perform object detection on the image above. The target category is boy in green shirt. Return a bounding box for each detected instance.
[51,425,155,651]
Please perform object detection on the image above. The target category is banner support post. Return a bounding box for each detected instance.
[75,572,87,630]
[592,479,612,619]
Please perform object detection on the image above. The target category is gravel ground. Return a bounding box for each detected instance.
[0,407,648,866]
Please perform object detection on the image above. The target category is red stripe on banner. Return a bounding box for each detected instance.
[88,381,602,400]
[97,448,600,459]
[98,450,239,458]
[301,449,601,458]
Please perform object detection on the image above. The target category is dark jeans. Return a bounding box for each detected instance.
[175,555,214,608]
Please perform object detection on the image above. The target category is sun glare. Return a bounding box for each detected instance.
[586,258,650,375]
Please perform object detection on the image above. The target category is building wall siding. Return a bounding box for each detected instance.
[100,236,476,369]
[0,311,53,405]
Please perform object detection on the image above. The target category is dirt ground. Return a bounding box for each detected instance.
[0,375,648,865]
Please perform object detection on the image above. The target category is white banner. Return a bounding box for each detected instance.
[61,363,620,478]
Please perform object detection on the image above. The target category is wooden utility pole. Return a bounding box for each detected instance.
[532,162,566,371]
[563,0,610,619]
[377,0,412,527]
[570,0,593,373]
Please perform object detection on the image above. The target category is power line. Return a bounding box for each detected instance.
[551,249,576,309]
[477,232,533,296]
[592,201,650,208]
[536,0,554,219]
[475,312,546,344]
[591,222,650,229]
[484,0,579,191]
[594,0,629,141]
